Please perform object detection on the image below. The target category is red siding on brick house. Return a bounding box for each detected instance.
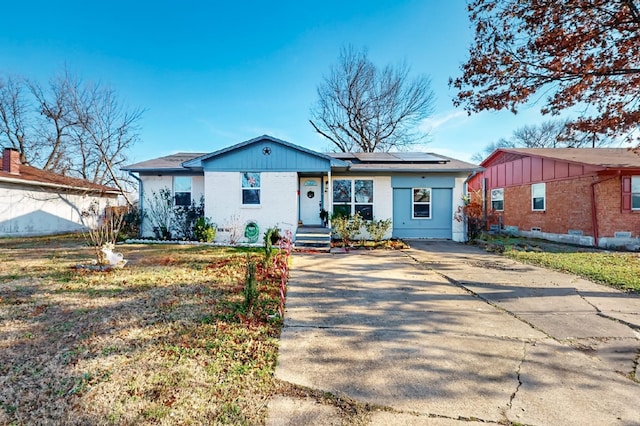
[476,148,640,247]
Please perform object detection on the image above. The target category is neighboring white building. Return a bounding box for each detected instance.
[122,135,480,244]
[0,148,121,237]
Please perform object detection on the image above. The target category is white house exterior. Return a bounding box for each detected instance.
[122,135,480,243]
[0,148,121,237]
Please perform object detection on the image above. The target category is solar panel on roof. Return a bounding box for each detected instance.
[354,153,398,161]
[393,152,447,162]
[326,151,450,163]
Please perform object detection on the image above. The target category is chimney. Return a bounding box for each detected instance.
[2,148,21,175]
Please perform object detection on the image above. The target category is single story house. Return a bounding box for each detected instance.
[0,148,121,237]
[122,135,479,244]
[468,148,640,249]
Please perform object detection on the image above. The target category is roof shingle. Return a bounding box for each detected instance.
[0,162,120,194]
[490,148,640,169]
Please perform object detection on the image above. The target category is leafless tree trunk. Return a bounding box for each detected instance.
[310,46,434,152]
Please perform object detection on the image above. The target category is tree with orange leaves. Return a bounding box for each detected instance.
[451,1,640,144]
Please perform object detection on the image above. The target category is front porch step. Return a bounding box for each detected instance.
[294,226,332,252]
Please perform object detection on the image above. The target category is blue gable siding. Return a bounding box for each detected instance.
[201,140,331,172]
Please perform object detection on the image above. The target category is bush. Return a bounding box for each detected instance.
[365,218,392,243]
[331,212,364,248]
[173,196,205,240]
[81,202,125,265]
[454,190,499,242]
[263,227,280,265]
[193,217,216,242]
[145,188,174,239]
[118,206,142,241]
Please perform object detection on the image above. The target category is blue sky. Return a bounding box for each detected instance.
[0,0,549,164]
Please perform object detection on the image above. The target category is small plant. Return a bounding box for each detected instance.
[263,227,280,265]
[454,189,499,242]
[81,201,125,265]
[193,217,216,242]
[365,218,392,243]
[226,215,242,245]
[319,209,329,226]
[274,230,293,318]
[331,211,364,248]
[243,256,259,311]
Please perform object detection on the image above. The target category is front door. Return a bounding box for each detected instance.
[299,177,322,225]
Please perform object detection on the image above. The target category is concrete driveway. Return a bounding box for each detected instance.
[267,241,640,425]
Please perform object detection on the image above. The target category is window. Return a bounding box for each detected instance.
[491,188,504,211]
[354,179,373,220]
[632,177,640,210]
[531,183,545,211]
[412,188,431,219]
[173,176,192,206]
[242,172,260,205]
[332,179,374,220]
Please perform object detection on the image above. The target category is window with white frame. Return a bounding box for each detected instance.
[531,183,545,211]
[242,172,260,205]
[632,176,640,209]
[173,176,192,206]
[332,179,374,220]
[412,188,431,219]
[491,188,504,211]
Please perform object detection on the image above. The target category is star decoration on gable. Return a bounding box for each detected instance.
[262,146,272,156]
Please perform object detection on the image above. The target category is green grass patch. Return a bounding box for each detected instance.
[504,249,640,293]
[473,234,640,293]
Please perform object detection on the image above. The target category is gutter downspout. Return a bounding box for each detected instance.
[462,171,479,242]
[589,171,620,247]
[128,171,143,238]
[463,171,479,196]
[327,168,332,228]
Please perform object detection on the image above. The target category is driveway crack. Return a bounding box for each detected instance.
[631,347,640,383]
[508,341,527,410]
[403,250,558,341]
[575,289,602,313]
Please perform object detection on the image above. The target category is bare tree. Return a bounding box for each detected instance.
[0,76,31,165]
[471,138,516,163]
[471,119,616,162]
[69,80,142,205]
[0,70,142,205]
[28,72,81,174]
[310,46,434,152]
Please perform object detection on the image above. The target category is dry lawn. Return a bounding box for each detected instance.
[0,235,284,425]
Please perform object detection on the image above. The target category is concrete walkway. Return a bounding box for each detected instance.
[267,241,640,425]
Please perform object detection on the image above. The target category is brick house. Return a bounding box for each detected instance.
[468,148,640,249]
